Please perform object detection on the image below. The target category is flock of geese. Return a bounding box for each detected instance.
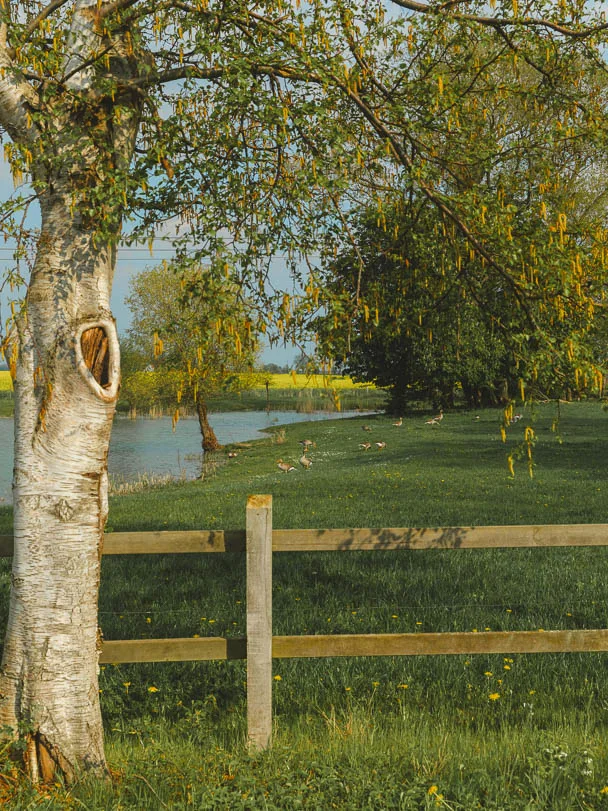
[275,412,445,473]
[276,439,315,473]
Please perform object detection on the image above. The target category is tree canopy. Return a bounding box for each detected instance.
[2,0,608,375]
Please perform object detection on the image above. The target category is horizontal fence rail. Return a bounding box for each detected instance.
[2,523,608,557]
[3,509,608,748]
[100,629,608,665]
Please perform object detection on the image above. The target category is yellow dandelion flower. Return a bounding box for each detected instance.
[504,665,511,670]
[489,692,500,701]
[484,671,493,677]
[273,675,282,681]
[146,617,152,624]
[398,684,408,689]
[148,686,159,693]
[601,786,608,794]
[428,785,438,795]
[372,681,380,687]
[345,686,351,692]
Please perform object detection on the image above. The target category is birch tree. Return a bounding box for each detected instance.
[0,0,606,785]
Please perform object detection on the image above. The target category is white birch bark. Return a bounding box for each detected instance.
[0,201,121,781]
[0,4,141,780]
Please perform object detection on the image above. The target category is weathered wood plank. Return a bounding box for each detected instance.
[273,629,608,658]
[3,524,608,557]
[246,494,273,750]
[99,629,608,664]
[102,529,246,555]
[272,524,608,551]
[99,636,246,663]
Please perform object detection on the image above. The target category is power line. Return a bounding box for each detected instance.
[0,248,322,259]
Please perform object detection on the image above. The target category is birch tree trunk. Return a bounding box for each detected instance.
[0,2,141,780]
[0,215,120,781]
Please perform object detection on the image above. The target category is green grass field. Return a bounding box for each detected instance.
[2,403,608,807]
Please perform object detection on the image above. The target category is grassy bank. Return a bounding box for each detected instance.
[2,403,608,806]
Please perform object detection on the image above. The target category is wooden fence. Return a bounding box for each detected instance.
[2,497,608,748]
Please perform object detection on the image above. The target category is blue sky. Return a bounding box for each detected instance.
[0,164,302,367]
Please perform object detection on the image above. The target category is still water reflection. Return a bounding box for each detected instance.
[0,410,365,504]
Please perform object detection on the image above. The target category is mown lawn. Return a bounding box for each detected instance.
[1,402,608,807]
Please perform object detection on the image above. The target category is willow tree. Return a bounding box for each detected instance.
[124,260,260,450]
[0,0,607,785]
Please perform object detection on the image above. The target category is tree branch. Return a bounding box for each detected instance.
[337,79,537,329]
[0,50,37,142]
[129,61,322,90]
[388,0,608,39]
[5,0,72,59]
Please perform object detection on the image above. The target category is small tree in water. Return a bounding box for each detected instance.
[123,261,260,451]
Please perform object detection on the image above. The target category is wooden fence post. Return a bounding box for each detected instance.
[246,494,273,749]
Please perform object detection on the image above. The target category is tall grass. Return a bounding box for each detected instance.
[206,384,387,413]
[2,402,608,807]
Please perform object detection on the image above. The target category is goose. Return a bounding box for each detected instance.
[425,410,443,425]
[277,459,296,473]
[392,417,403,427]
[375,441,386,450]
[299,452,313,470]
[298,439,315,449]
[362,424,372,432]
[359,441,372,450]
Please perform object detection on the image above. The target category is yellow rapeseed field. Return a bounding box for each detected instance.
[0,371,13,392]
[262,373,374,390]
[0,369,372,394]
